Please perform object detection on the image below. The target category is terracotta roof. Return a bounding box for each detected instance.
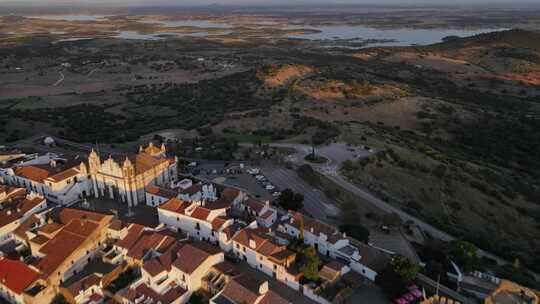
[233,227,292,261]
[290,212,340,243]
[127,232,167,261]
[206,197,232,210]
[326,260,346,272]
[211,217,228,231]
[244,197,266,214]
[221,187,240,202]
[354,243,391,273]
[143,248,176,277]
[144,143,162,155]
[220,275,262,304]
[36,226,92,276]
[158,198,190,214]
[146,186,177,199]
[38,222,63,235]
[0,196,46,229]
[115,224,145,250]
[13,214,41,240]
[259,290,291,304]
[14,166,50,183]
[222,223,242,241]
[29,235,50,245]
[127,283,186,304]
[0,257,40,294]
[172,242,221,274]
[319,261,344,282]
[134,153,167,175]
[220,275,290,304]
[47,167,79,182]
[58,208,107,225]
[0,186,26,203]
[65,273,101,296]
[190,207,211,221]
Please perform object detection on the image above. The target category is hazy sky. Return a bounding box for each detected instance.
[0,0,535,5]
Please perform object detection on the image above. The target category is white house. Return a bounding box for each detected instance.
[2,158,92,206]
[177,183,217,202]
[239,197,277,228]
[145,186,178,207]
[232,224,299,290]
[139,242,224,303]
[280,212,390,281]
[157,198,234,247]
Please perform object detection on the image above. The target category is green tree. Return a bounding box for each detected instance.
[392,255,420,282]
[300,246,322,281]
[339,224,370,244]
[278,188,304,211]
[449,240,478,272]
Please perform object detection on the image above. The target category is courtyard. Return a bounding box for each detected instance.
[73,197,159,227]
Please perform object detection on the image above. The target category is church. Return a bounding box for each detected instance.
[1,143,178,207]
[88,142,178,207]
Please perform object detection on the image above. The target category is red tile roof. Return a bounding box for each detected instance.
[146,186,177,199]
[221,187,240,202]
[158,198,190,214]
[211,217,227,231]
[244,197,266,214]
[58,208,108,225]
[143,248,176,277]
[172,242,221,274]
[47,168,79,182]
[190,207,211,221]
[36,230,86,276]
[0,196,46,229]
[14,166,50,183]
[0,257,39,294]
[127,233,166,261]
[233,227,293,262]
[115,224,145,250]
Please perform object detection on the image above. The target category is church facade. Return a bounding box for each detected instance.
[88,143,178,207]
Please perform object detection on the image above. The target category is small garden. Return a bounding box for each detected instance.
[106,267,139,293]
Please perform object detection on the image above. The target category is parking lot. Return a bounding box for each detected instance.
[187,161,279,202]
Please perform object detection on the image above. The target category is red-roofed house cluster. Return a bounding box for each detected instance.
[0,144,396,304]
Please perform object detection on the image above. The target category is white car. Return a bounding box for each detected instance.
[266,185,275,190]
[255,175,265,180]
[272,191,281,197]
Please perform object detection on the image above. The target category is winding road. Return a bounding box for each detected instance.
[264,142,539,280]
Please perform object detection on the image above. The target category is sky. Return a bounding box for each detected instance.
[0,0,535,5]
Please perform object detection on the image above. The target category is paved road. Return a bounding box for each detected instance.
[262,165,339,220]
[53,71,65,86]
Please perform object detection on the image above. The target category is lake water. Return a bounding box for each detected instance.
[288,25,507,46]
[27,14,111,21]
[28,15,505,46]
[142,19,231,29]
